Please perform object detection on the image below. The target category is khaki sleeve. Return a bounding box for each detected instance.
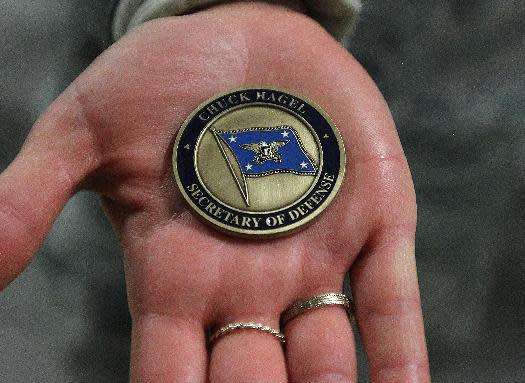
[112,0,361,42]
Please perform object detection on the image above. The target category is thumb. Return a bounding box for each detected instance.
[0,90,99,289]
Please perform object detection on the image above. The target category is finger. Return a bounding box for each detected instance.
[129,314,208,383]
[350,229,431,383]
[0,93,99,288]
[208,316,287,383]
[285,304,357,383]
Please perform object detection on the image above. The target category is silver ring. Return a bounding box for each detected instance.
[281,292,354,326]
[208,322,286,345]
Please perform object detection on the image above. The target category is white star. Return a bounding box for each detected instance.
[229,135,237,143]
[245,163,253,170]
[281,130,289,138]
[300,161,308,169]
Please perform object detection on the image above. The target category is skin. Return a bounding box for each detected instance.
[0,3,430,383]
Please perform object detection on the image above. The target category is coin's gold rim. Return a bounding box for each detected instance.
[173,86,346,237]
[194,102,323,214]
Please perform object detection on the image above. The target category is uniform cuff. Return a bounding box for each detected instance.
[112,0,361,42]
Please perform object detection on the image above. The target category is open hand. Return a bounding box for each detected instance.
[0,3,430,382]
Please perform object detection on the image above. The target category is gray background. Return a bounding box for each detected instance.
[0,1,523,382]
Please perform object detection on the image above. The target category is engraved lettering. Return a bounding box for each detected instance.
[323,173,335,182]
[205,202,217,214]
[309,194,322,204]
[266,216,278,227]
[191,189,203,198]
[187,184,199,192]
[277,94,288,105]
[239,92,251,102]
[230,215,240,226]
[213,206,224,219]
[288,210,300,221]
[304,200,314,210]
[207,104,220,115]
[224,211,233,222]
[228,94,238,104]
[241,216,252,227]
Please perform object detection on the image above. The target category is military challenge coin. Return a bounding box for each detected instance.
[173,87,346,236]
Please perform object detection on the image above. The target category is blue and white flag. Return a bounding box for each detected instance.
[215,126,316,177]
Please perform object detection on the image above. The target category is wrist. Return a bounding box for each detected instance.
[113,0,305,42]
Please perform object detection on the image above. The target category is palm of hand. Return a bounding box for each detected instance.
[0,4,428,382]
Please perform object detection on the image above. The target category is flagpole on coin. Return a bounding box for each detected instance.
[212,130,250,206]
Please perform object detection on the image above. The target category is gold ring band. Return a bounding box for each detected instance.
[281,292,354,326]
[208,322,286,345]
